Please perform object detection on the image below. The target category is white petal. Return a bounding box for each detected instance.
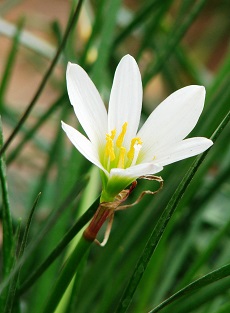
[66,62,108,148]
[109,163,163,181]
[155,137,213,166]
[138,85,206,160]
[61,121,108,175]
[108,55,143,148]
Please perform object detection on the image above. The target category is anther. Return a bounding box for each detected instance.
[105,134,115,161]
[110,129,116,140]
[127,137,142,161]
[116,122,128,148]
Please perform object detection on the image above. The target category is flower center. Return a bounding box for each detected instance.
[104,122,142,171]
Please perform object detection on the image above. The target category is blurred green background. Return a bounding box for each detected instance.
[0,0,230,312]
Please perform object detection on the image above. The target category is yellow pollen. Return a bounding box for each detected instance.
[110,129,116,140]
[127,137,142,160]
[117,147,126,168]
[116,122,128,148]
[105,134,115,161]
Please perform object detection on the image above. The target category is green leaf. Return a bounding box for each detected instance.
[115,109,230,312]
[148,264,230,313]
[0,18,24,107]
[42,237,92,313]
[6,92,67,165]
[142,0,208,86]
[91,0,122,89]
[0,117,14,311]
[3,193,41,313]
[0,0,84,156]
[18,196,99,295]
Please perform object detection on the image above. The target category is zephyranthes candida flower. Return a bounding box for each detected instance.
[62,55,213,203]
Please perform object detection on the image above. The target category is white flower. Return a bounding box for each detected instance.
[62,55,213,202]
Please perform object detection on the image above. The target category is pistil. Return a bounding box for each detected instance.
[117,147,126,168]
[127,137,142,160]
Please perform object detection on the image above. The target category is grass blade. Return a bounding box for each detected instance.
[142,0,208,86]
[0,18,24,107]
[115,109,230,313]
[0,119,13,277]
[18,196,99,295]
[0,0,84,156]
[0,118,14,311]
[148,263,230,313]
[6,92,67,165]
[3,193,41,313]
[91,0,121,88]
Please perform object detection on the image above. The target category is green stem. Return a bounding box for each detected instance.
[42,198,112,312]
[42,236,92,313]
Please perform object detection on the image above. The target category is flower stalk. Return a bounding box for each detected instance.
[43,236,92,313]
[84,180,137,245]
[83,204,112,242]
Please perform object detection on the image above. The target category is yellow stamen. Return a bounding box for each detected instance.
[117,147,126,168]
[116,122,128,148]
[110,129,116,140]
[105,134,115,161]
[127,137,142,160]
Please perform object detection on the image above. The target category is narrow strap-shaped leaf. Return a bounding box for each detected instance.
[91,0,122,89]
[113,0,162,47]
[3,193,41,313]
[0,117,14,311]
[67,251,90,313]
[0,0,84,156]
[6,92,67,165]
[0,118,14,277]
[178,217,230,289]
[18,194,41,260]
[18,196,99,295]
[42,236,92,313]
[115,109,230,313]
[0,18,24,107]
[148,263,230,313]
[215,301,230,313]
[142,0,208,86]
[136,0,173,61]
[0,176,90,295]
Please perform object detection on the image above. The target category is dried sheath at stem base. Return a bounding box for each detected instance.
[83,184,135,244]
[83,176,163,246]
